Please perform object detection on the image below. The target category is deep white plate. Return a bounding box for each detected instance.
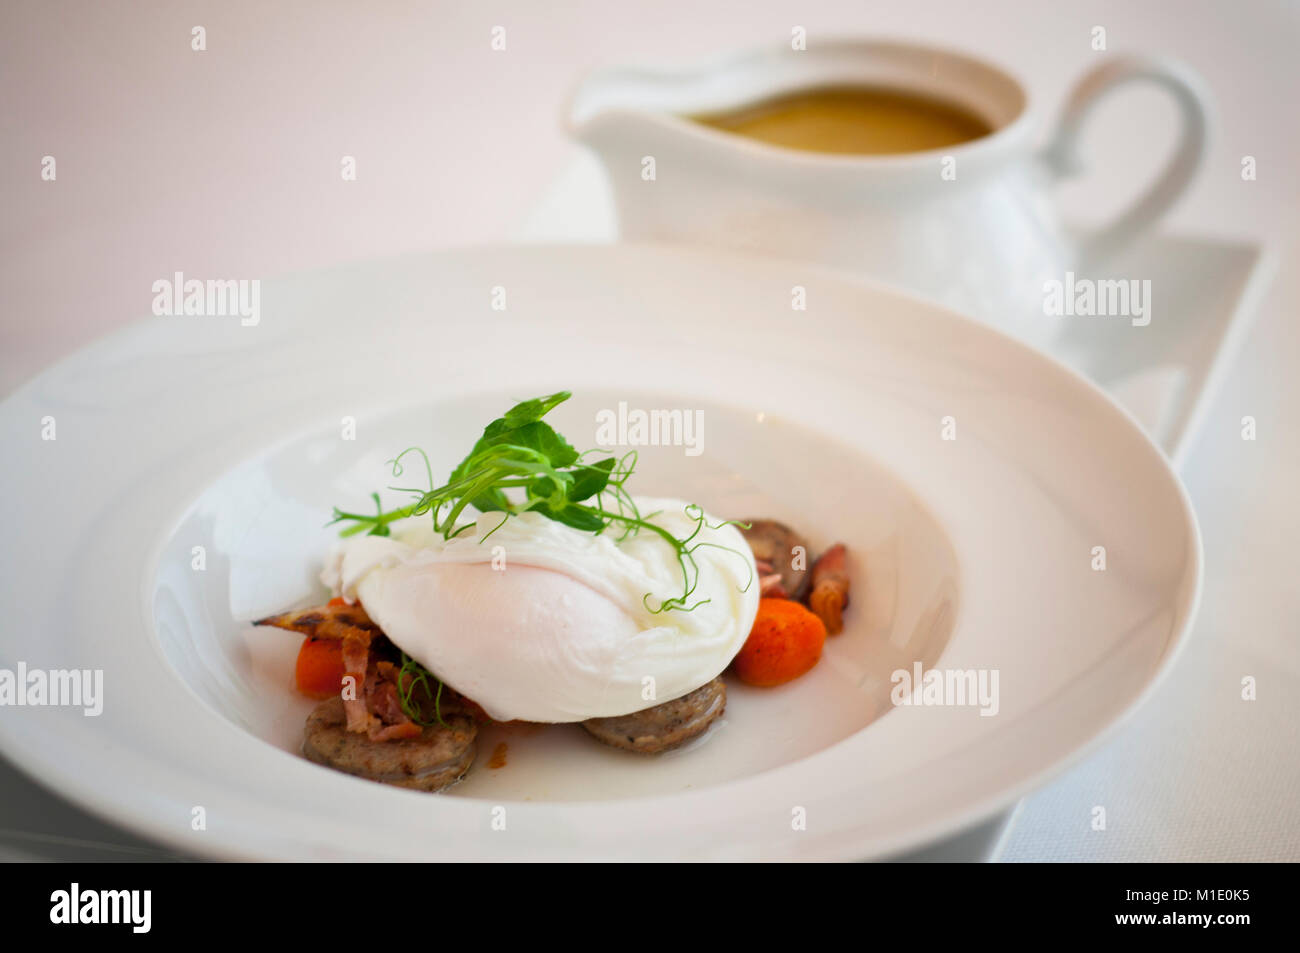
[0,244,1200,860]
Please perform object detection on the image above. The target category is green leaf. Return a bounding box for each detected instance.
[499,391,571,429]
[449,413,577,488]
[444,395,576,519]
[532,501,607,532]
[476,392,572,445]
[499,422,579,468]
[568,457,616,502]
[466,487,510,513]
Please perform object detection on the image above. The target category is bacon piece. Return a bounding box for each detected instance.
[807,544,851,635]
[759,573,789,599]
[368,663,413,725]
[339,627,379,734]
[363,661,429,741]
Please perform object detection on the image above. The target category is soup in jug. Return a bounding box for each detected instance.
[691,86,994,155]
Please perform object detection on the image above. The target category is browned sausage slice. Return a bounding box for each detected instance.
[303,696,478,792]
[582,678,726,754]
[739,519,812,601]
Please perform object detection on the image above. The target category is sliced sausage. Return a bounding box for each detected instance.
[582,678,726,754]
[303,696,478,792]
[739,519,812,601]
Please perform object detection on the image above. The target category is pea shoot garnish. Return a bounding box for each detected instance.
[329,391,752,615]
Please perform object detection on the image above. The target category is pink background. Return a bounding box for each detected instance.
[3,0,1297,392]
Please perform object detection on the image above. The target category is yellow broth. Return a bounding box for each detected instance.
[692,86,994,155]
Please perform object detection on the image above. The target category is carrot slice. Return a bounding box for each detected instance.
[295,637,347,699]
[731,598,826,687]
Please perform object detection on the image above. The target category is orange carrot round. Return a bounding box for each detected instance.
[732,598,826,687]
[295,637,346,699]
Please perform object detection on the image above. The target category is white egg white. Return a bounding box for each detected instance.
[321,497,759,723]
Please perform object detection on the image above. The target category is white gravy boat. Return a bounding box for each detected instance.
[566,39,1209,348]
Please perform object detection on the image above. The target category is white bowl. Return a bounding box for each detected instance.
[0,244,1200,860]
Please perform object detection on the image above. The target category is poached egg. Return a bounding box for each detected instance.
[321,497,758,723]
